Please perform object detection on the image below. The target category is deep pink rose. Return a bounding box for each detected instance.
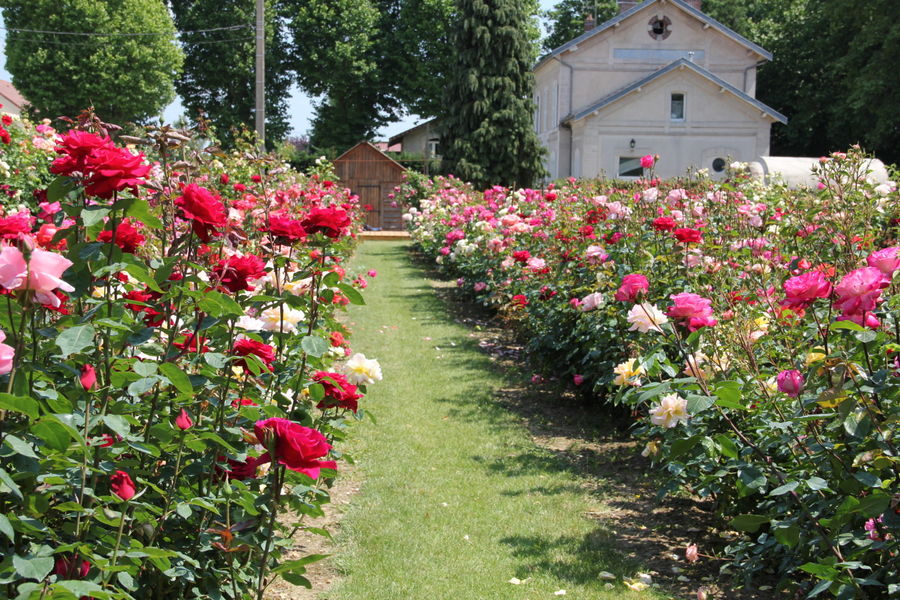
[254,418,337,479]
[782,270,832,310]
[833,267,889,317]
[776,369,804,397]
[175,408,194,431]
[666,292,717,331]
[110,470,137,501]
[614,273,649,302]
[0,245,27,289]
[866,246,900,276]
[640,154,655,169]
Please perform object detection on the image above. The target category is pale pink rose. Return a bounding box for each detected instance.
[0,330,14,375]
[585,245,608,264]
[500,257,515,270]
[473,282,487,292]
[666,293,717,331]
[526,257,546,271]
[685,543,699,563]
[866,246,900,276]
[641,187,658,202]
[21,249,75,307]
[0,245,27,289]
[579,292,603,311]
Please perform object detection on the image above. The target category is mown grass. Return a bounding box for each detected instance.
[328,241,664,600]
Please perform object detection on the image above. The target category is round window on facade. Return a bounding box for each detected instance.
[648,16,672,40]
[712,158,727,172]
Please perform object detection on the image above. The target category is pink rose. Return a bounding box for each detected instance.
[0,245,27,289]
[21,249,75,307]
[776,369,804,397]
[573,374,584,386]
[833,267,889,317]
[0,330,14,375]
[579,292,603,311]
[666,292,717,331]
[614,273,649,302]
[782,270,832,310]
[866,246,900,276]
[640,154,655,169]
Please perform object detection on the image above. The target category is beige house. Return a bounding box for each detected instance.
[0,80,27,116]
[535,0,786,180]
[387,118,441,159]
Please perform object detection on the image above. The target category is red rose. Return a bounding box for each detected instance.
[54,555,90,579]
[51,130,113,176]
[175,408,194,431]
[329,331,346,347]
[97,219,145,253]
[301,206,351,239]
[217,453,269,480]
[124,289,166,326]
[673,228,703,244]
[79,364,97,390]
[253,418,337,479]
[264,214,307,244]
[212,254,267,293]
[313,371,362,412]
[173,332,210,354]
[175,184,227,242]
[110,470,136,501]
[0,115,11,126]
[231,397,258,408]
[652,216,676,232]
[232,337,275,372]
[512,250,531,263]
[81,145,150,198]
[511,294,528,307]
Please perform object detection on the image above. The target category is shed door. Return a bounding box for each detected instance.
[357,184,382,229]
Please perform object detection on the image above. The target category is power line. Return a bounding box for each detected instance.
[0,24,252,37]
[3,33,256,46]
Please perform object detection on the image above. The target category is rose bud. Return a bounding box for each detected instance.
[776,369,804,397]
[175,408,194,431]
[110,470,136,501]
[79,364,97,391]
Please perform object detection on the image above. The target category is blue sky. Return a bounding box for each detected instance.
[1,0,559,139]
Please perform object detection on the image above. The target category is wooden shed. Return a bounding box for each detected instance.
[334,141,406,231]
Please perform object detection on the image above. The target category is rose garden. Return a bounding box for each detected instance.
[0,107,897,599]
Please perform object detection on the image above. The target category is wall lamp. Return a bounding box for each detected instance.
[629,138,636,149]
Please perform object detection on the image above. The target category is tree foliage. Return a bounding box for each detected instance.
[0,0,183,125]
[440,0,546,189]
[168,0,295,146]
[541,0,618,54]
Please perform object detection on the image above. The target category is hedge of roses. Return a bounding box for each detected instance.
[402,150,898,598]
[0,108,382,599]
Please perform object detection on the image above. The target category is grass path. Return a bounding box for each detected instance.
[328,241,662,599]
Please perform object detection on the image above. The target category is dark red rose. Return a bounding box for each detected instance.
[110,470,136,501]
[232,337,276,372]
[673,227,703,244]
[54,555,90,579]
[313,371,362,412]
[97,219,145,253]
[264,214,307,244]
[124,289,165,326]
[652,216,677,231]
[253,418,337,479]
[174,184,227,242]
[301,206,351,239]
[81,145,150,198]
[212,254,267,293]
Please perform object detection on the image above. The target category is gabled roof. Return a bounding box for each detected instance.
[536,0,771,70]
[387,117,439,146]
[0,80,27,109]
[563,58,787,124]
[334,141,407,172]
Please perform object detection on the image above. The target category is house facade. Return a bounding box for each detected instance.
[534,0,786,180]
[0,80,27,116]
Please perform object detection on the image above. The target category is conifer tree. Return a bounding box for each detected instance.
[440,0,546,189]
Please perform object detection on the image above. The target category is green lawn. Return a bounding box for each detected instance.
[328,241,663,599]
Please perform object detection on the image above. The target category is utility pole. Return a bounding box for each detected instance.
[255,0,265,148]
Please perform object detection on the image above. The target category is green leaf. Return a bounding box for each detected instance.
[729,514,769,533]
[32,419,72,452]
[132,361,158,377]
[46,176,76,203]
[127,377,158,398]
[203,353,228,369]
[102,415,132,439]
[773,524,800,548]
[714,434,738,459]
[668,435,701,460]
[123,198,163,229]
[321,272,340,287]
[769,481,798,496]
[0,467,23,500]
[852,492,890,517]
[829,320,865,332]
[0,393,39,420]
[714,381,744,410]
[55,325,96,357]
[686,394,715,415]
[81,207,110,227]
[0,513,15,542]
[4,434,38,459]
[159,363,193,395]
[281,573,312,588]
[12,554,53,581]
[53,580,108,599]
[738,466,766,490]
[807,476,829,491]
[301,336,329,357]
[853,471,881,488]
[337,282,365,305]
[799,562,840,579]
[123,263,163,294]
[273,554,329,574]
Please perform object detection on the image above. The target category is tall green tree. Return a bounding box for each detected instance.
[541,0,617,54]
[169,0,294,146]
[440,0,546,188]
[0,0,183,125]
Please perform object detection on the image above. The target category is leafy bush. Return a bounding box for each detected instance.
[0,109,382,599]
[402,150,899,598]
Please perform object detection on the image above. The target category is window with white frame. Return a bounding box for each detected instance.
[618,157,643,178]
[670,92,685,121]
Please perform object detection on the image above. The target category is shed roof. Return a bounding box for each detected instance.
[536,0,771,71]
[334,141,407,173]
[563,58,787,125]
[0,80,27,109]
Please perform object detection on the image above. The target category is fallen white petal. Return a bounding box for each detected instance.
[554,591,566,596]
[598,571,616,580]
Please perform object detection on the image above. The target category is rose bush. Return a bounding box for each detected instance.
[402,149,898,597]
[0,108,382,599]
